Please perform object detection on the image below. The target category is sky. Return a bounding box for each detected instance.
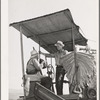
[1,0,99,99]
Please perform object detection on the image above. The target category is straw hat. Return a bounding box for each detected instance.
[55,41,64,47]
[30,47,38,58]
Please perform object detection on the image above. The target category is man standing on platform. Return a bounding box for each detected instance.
[40,41,68,95]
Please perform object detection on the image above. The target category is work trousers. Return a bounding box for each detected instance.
[41,77,52,90]
[26,81,37,100]
[26,77,52,100]
[56,65,65,95]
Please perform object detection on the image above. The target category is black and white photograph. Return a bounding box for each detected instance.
[1,0,99,100]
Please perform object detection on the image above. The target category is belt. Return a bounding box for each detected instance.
[57,65,63,67]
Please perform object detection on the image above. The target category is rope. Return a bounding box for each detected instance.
[79,27,86,37]
[79,27,96,43]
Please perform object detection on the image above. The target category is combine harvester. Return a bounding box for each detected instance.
[10,9,96,100]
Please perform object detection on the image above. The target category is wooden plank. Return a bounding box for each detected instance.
[34,82,65,100]
[60,94,79,100]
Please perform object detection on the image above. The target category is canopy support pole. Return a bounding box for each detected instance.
[20,26,26,99]
[71,23,79,86]
[64,11,79,84]
[51,57,52,65]
[39,41,41,61]
[38,41,43,75]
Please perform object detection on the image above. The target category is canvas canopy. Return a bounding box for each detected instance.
[10,9,87,53]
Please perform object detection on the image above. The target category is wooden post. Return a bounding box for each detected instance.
[71,23,79,86]
[51,57,52,65]
[38,41,43,75]
[20,26,26,99]
[38,41,40,61]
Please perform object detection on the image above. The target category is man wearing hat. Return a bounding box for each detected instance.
[40,40,68,95]
[26,47,52,99]
[26,47,43,100]
[54,41,68,95]
[26,47,42,75]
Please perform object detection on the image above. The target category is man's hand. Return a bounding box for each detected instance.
[39,51,42,54]
[39,51,45,55]
[58,74,63,81]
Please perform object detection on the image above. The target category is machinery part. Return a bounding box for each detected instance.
[34,82,65,100]
[87,88,96,99]
[47,64,54,76]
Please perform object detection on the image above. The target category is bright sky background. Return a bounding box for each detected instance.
[1,0,99,99]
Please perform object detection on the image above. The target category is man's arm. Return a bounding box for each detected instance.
[39,51,55,58]
[33,59,41,71]
[60,50,69,58]
[33,59,43,74]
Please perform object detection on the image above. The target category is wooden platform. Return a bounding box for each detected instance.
[60,94,79,100]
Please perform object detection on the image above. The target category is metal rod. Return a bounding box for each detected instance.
[20,26,26,99]
[51,57,52,65]
[71,24,75,52]
[38,41,40,61]
[38,41,43,75]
